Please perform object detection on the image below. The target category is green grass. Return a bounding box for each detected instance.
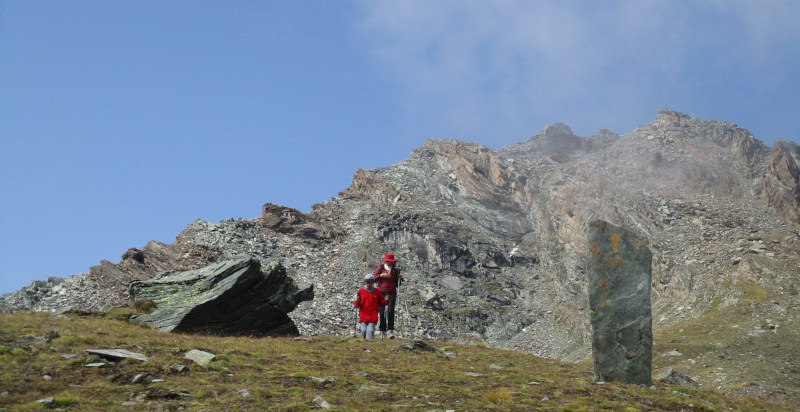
[0,309,792,411]
[653,279,800,408]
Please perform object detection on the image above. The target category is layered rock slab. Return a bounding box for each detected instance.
[587,220,653,385]
[763,140,800,225]
[129,257,313,336]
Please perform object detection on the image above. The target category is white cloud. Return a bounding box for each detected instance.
[357,1,800,144]
[710,0,800,57]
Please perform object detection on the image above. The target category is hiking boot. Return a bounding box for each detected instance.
[389,331,395,339]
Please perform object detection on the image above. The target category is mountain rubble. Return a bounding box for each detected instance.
[2,108,799,403]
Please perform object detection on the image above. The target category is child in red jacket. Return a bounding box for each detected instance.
[354,274,386,339]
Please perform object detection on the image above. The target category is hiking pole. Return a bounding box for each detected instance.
[353,290,361,338]
[403,291,410,333]
[354,307,359,338]
[400,279,410,336]
[397,294,402,338]
[395,280,402,338]
[381,304,386,340]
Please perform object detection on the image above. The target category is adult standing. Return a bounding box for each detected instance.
[374,253,403,338]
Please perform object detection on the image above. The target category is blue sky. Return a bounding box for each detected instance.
[1,1,798,294]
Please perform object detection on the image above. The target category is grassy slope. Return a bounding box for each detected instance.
[653,279,800,408]
[0,309,790,412]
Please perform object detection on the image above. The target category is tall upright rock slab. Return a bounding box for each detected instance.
[587,220,653,385]
[129,257,313,337]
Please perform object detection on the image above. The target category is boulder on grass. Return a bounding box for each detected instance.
[129,257,313,336]
[658,368,699,388]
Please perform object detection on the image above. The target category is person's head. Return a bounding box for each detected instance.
[382,253,398,266]
[364,273,375,287]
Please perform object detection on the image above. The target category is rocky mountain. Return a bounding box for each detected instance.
[2,109,799,403]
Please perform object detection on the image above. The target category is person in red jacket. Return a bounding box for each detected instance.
[354,274,386,339]
[374,253,404,339]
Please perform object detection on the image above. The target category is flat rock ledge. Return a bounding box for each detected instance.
[129,257,313,336]
[85,348,148,362]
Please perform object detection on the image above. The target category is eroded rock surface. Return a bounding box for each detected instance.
[763,140,800,225]
[129,257,313,336]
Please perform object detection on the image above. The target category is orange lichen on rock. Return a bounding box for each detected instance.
[605,254,624,269]
[609,233,623,253]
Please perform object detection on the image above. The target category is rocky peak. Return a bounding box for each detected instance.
[511,122,583,162]
[639,109,768,169]
[583,128,620,151]
[653,108,692,128]
[534,122,575,140]
[417,138,493,158]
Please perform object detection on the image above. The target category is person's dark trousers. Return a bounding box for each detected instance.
[378,292,396,332]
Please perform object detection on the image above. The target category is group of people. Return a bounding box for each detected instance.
[353,253,404,339]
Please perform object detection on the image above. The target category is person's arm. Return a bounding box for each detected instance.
[376,265,393,279]
[354,290,361,308]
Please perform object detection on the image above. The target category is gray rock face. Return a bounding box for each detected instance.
[129,257,313,336]
[763,140,800,225]
[587,220,653,385]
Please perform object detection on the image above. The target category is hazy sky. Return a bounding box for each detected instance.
[2,1,799,294]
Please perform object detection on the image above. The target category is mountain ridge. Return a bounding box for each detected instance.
[2,109,799,405]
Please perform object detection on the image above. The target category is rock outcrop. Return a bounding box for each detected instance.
[129,257,313,336]
[587,220,653,385]
[763,140,800,225]
[258,203,309,233]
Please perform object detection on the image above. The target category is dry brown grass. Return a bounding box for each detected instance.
[0,308,790,411]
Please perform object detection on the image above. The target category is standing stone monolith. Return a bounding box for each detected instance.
[587,220,653,385]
